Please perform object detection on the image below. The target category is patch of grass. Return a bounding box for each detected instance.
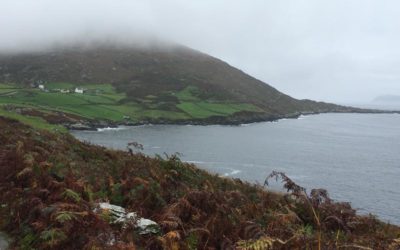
[99,104,142,119]
[0,83,20,89]
[32,92,89,106]
[0,89,18,95]
[174,86,201,102]
[177,102,222,118]
[80,83,115,93]
[46,82,74,90]
[142,109,190,120]
[70,93,116,104]
[100,93,126,102]
[175,86,262,118]
[58,105,124,121]
[0,83,21,95]
[0,105,66,132]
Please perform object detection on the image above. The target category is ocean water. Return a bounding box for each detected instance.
[71,113,400,225]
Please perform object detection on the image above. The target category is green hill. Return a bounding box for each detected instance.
[0,44,372,127]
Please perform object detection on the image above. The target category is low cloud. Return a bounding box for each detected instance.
[1,0,399,103]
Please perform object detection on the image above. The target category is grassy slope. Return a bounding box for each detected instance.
[0,116,398,249]
[0,82,263,124]
[0,107,66,132]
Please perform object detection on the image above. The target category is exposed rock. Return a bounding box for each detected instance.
[67,123,93,130]
[94,203,160,235]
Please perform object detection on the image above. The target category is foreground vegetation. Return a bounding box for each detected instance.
[0,116,399,249]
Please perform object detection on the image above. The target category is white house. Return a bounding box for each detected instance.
[38,84,45,90]
[60,89,70,93]
[75,87,84,94]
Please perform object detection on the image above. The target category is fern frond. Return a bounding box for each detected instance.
[62,188,81,202]
[236,236,275,250]
[40,228,67,247]
[55,211,77,223]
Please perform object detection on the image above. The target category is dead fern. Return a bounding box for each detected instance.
[236,236,277,250]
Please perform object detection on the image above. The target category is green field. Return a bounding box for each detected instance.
[0,83,262,125]
[45,82,74,90]
[174,86,262,118]
[0,106,67,132]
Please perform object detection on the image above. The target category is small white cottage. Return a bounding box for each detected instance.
[75,87,84,94]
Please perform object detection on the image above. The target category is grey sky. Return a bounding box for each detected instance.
[1,0,399,103]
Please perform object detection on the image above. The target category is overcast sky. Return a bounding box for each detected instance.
[1,0,400,103]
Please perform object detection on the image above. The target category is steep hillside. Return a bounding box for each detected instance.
[0,116,399,249]
[0,44,372,127]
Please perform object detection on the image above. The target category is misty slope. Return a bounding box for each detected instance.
[0,44,365,125]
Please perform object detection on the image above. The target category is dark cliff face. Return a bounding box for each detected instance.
[0,44,351,116]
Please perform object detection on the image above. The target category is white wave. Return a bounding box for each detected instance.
[297,115,308,120]
[97,126,127,132]
[223,169,242,176]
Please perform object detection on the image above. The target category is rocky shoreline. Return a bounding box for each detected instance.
[66,108,400,131]
[4,103,399,131]
[65,111,301,131]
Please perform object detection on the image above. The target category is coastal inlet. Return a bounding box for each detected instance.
[72,113,400,225]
